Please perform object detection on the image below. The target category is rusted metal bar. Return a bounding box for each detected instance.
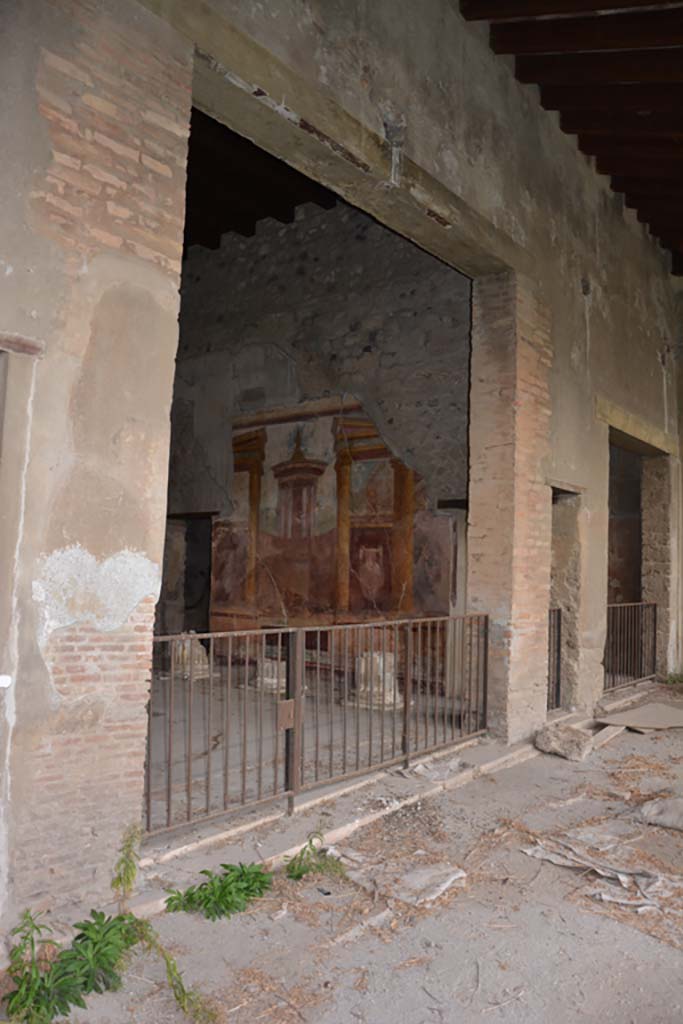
[206,638,213,814]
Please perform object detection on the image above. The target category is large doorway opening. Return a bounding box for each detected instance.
[147,109,484,832]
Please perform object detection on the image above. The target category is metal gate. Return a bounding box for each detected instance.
[604,602,656,691]
[145,615,488,834]
[547,608,562,711]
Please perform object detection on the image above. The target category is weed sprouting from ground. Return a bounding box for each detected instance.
[3,826,218,1024]
[111,824,142,911]
[3,910,139,1024]
[285,831,347,881]
[165,863,272,921]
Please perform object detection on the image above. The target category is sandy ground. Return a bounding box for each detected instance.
[18,695,683,1023]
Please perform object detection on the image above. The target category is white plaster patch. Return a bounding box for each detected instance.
[32,546,160,645]
[0,676,11,689]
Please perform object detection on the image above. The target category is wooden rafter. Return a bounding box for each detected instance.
[459,0,683,273]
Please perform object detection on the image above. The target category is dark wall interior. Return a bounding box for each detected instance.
[607,443,642,604]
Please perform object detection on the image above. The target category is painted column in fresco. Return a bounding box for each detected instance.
[392,460,415,613]
[335,448,353,613]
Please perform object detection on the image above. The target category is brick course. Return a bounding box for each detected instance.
[31,0,191,276]
[12,598,155,910]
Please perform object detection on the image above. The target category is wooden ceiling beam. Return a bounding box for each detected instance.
[561,112,683,137]
[517,49,683,84]
[596,156,683,178]
[461,0,682,20]
[579,137,683,158]
[613,177,683,199]
[492,9,683,55]
[542,84,683,112]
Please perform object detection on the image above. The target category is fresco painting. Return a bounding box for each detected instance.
[210,403,452,629]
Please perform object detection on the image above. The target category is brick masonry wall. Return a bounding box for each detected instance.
[468,272,552,742]
[13,598,155,910]
[31,0,190,276]
[5,0,193,920]
[173,202,472,512]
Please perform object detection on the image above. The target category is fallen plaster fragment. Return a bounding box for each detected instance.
[638,797,683,832]
[395,864,467,906]
[534,723,594,761]
[521,836,680,913]
[595,702,683,732]
[0,676,12,689]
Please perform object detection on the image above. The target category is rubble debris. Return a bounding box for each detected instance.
[638,797,683,832]
[534,723,594,761]
[595,702,683,732]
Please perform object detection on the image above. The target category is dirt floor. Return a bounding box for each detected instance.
[17,693,683,1022]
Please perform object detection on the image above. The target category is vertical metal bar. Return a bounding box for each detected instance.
[315,630,321,782]
[206,639,213,814]
[186,639,194,822]
[403,624,413,767]
[368,625,374,767]
[415,623,422,750]
[257,633,265,800]
[146,647,154,832]
[380,625,387,763]
[273,633,281,795]
[223,635,232,809]
[429,620,437,747]
[327,626,333,778]
[438,621,445,746]
[343,629,349,775]
[392,624,398,758]
[467,618,474,734]
[167,640,175,827]
[355,626,361,772]
[241,636,249,805]
[286,629,304,813]
[482,616,489,729]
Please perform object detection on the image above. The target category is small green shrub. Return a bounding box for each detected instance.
[285,831,346,881]
[165,863,272,921]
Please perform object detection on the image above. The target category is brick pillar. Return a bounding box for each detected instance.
[1,0,193,922]
[642,453,678,677]
[467,272,552,742]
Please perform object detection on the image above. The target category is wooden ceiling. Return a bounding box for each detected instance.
[184,109,336,250]
[460,0,683,275]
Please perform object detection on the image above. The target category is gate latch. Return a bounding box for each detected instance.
[277,699,295,731]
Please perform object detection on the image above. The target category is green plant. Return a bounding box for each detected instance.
[285,830,346,881]
[111,824,142,911]
[665,672,683,686]
[3,910,138,1024]
[165,862,272,921]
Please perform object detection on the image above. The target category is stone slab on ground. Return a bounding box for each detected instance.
[534,722,594,761]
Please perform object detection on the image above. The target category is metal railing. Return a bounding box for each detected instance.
[604,602,656,692]
[145,615,488,834]
[547,608,562,711]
